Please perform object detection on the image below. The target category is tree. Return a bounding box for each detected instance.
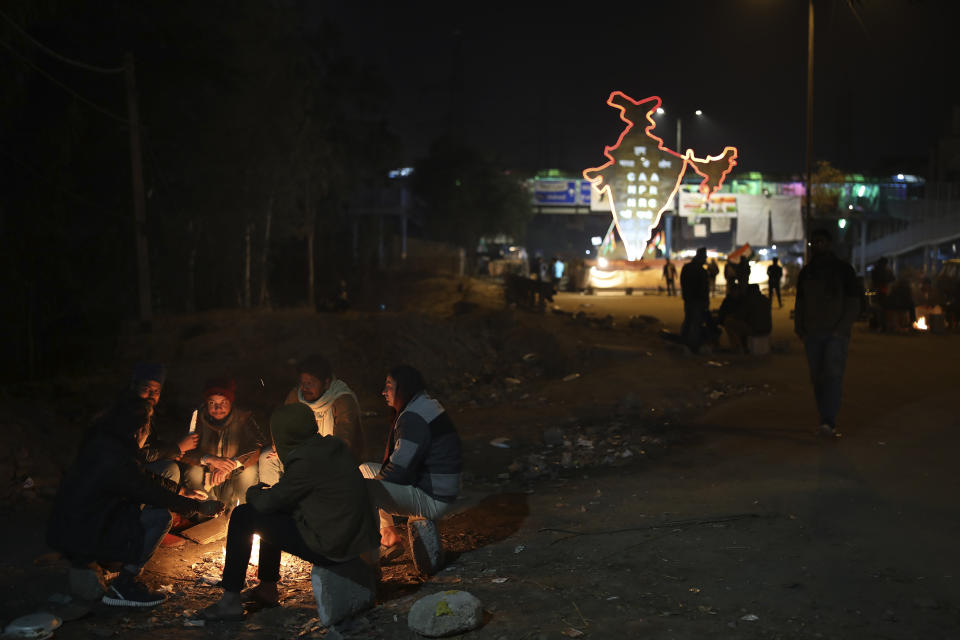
[412,137,532,252]
[810,160,846,214]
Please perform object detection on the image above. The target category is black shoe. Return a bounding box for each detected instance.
[102,575,166,607]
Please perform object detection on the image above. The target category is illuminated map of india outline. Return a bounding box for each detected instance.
[583,91,738,260]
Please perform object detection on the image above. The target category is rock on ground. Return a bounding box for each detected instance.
[407,590,482,637]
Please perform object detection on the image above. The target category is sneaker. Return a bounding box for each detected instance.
[102,576,166,607]
[818,423,842,439]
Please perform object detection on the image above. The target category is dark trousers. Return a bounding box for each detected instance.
[803,334,849,427]
[665,278,676,296]
[681,300,715,351]
[124,507,173,575]
[221,504,335,592]
[769,282,782,307]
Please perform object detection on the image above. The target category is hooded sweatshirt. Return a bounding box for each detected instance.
[246,403,377,561]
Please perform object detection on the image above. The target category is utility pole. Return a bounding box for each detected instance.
[124,52,152,325]
[804,0,815,263]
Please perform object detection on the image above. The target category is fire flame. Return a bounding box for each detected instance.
[913,316,928,331]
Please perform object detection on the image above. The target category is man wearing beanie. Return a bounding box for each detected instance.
[128,362,198,484]
[260,354,364,485]
[180,377,265,511]
[199,403,378,620]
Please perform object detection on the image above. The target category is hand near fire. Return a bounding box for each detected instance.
[206,456,238,475]
[211,468,233,486]
[195,500,225,518]
[178,433,199,455]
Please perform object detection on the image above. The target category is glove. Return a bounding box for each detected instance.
[194,499,225,518]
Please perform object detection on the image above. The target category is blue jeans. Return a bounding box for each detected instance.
[124,506,173,575]
[803,334,849,427]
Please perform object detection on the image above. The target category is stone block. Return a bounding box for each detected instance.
[407,519,444,576]
[311,551,377,627]
[407,590,482,637]
[68,565,107,601]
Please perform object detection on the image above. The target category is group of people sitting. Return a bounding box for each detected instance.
[679,247,773,354]
[46,356,462,620]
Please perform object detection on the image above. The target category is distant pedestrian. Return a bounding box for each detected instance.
[795,228,862,438]
[767,257,783,308]
[707,258,720,296]
[736,255,751,288]
[662,258,678,296]
[552,257,565,288]
[723,260,737,293]
[680,247,715,352]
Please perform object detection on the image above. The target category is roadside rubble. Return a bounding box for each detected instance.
[501,420,675,482]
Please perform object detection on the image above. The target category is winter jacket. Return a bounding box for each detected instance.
[795,252,862,337]
[246,434,378,561]
[380,392,462,503]
[681,260,710,305]
[47,426,201,564]
[180,407,264,470]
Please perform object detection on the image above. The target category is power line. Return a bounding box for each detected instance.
[0,35,128,124]
[0,8,124,74]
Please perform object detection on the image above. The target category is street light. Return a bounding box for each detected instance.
[654,108,704,257]
[804,0,814,261]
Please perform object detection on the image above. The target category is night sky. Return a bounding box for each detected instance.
[329,0,957,177]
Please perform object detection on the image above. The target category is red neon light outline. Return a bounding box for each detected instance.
[583,91,738,259]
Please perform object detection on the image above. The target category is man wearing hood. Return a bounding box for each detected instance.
[199,403,378,621]
[47,395,223,608]
[795,228,862,438]
[260,354,364,484]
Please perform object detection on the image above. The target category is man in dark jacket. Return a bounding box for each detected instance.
[47,395,223,607]
[767,257,784,308]
[795,228,862,438]
[199,403,378,621]
[680,247,715,353]
[180,377,264,510]
[130,362,198,484]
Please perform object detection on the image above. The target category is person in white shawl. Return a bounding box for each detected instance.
[259,354,365,485]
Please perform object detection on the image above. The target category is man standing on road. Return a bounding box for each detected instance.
[680,247,713,353]
[767,257,784,308]
[795,229,862,438]
[662,257,678,296]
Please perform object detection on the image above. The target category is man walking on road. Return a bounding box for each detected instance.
[794,229,862,438]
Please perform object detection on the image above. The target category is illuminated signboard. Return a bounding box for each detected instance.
[583,92,738,260]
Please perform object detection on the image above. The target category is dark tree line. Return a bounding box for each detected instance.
[0,1,532,381]
[0,1,402,379]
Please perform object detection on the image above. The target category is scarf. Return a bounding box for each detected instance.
[297,377,356,436]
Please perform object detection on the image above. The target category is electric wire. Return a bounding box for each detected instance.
[0,8,124,74]
[0,35,128,124]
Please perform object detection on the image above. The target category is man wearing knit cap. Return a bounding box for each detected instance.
[180,377,264,510]
[260,354,364,485]
[129,362,198,483]
[199,403,378,620]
